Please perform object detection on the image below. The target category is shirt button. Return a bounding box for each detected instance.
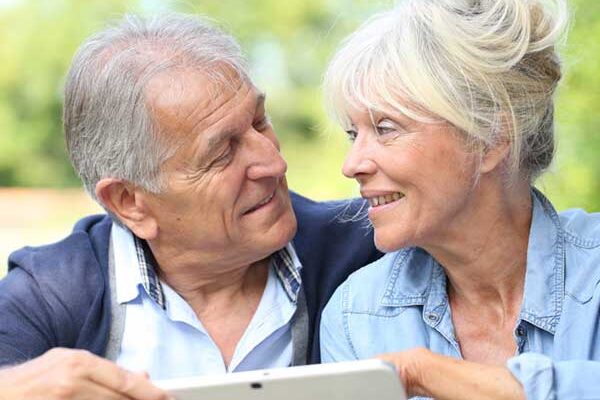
[516,326,526,336]
[427,314,439,323]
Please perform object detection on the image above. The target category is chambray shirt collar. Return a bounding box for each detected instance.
[519,188,565,334]
[113,224,303,309]
[379,248,449,328]
[378,188,565,334]
[380,247,438,307]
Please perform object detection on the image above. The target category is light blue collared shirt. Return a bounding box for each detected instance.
[111,224,302,379]
[321,189,600,399]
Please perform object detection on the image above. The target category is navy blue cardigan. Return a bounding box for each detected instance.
[0,192,381,366]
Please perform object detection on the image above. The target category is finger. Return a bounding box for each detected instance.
[374,354,412,392]
[66,380,135,400]
[82,357,169,400]
[137,371,151,380]
[375,354,401,369]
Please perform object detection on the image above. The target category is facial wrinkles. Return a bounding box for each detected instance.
[149,85,255,246]
[169,85,256,181]
[199,88,272,242]
[202,85,258,152]
[188,78,248,140]
[149,69,246,136]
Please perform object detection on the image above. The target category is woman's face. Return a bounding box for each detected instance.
[342,108,481,252]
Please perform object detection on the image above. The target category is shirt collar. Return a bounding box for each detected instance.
[379,248,448,330]
[132,236,166,309]
[111,223,166,308]
[112,224,302,309]
[380,248,437,308]
[379,188,566,334]
[519,188,565,334]
[271,243,303,303]
[112,223,144,305]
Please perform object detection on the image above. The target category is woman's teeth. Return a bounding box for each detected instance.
[368,192,404,207]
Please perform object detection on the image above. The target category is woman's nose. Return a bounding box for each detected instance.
[342,135,377,179]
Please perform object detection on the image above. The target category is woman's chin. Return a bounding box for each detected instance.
[374,234,407,253]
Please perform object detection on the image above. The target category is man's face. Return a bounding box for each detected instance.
[142,68,297,271]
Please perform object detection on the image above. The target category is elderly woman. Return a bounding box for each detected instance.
[320,0,600,399]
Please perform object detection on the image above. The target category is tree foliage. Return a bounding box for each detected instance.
[0,0,598,208]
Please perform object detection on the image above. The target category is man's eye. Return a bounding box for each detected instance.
[253,115,271,131]
[211,145,234,167]
[345,129,357,142]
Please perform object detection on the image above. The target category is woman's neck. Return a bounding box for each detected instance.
[423,178,532,308]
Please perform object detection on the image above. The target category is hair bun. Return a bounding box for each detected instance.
[435,0,568,73]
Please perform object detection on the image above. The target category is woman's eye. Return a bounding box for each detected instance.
[374,117,405,137]
[375,124,397,136]
[345,129,358,142]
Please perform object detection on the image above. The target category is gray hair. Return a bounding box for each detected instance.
[324,0,569,181]
[64,13,248,202]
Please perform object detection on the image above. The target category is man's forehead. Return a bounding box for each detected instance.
[145,67,257,136]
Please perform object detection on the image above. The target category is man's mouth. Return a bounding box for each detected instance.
[366,192,404,207]
[244,191,276,214]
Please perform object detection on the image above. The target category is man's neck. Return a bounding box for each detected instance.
[158,254,271,367]
[156,254,270,315]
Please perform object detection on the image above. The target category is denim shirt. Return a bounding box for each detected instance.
[321,189,600,399]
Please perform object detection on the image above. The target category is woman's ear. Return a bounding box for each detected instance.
[95,178,158,240]
[480,138,510,174]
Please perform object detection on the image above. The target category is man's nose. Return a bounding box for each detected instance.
[342,135,376,179]
[245,130,287,180]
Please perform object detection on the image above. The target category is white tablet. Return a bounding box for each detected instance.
[155,359,406,400]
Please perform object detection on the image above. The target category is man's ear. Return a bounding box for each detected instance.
[480,139,510,174]
[95,178,158,240]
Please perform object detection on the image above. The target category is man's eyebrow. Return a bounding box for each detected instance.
[205,130,233,158]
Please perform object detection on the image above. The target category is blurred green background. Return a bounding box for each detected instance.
[1,0,599,275]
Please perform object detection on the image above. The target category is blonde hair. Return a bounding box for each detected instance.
[324,0,569,180]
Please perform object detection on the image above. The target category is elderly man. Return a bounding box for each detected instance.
[0,13,380,399]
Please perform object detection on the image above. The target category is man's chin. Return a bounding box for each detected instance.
[271,208,297,245]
